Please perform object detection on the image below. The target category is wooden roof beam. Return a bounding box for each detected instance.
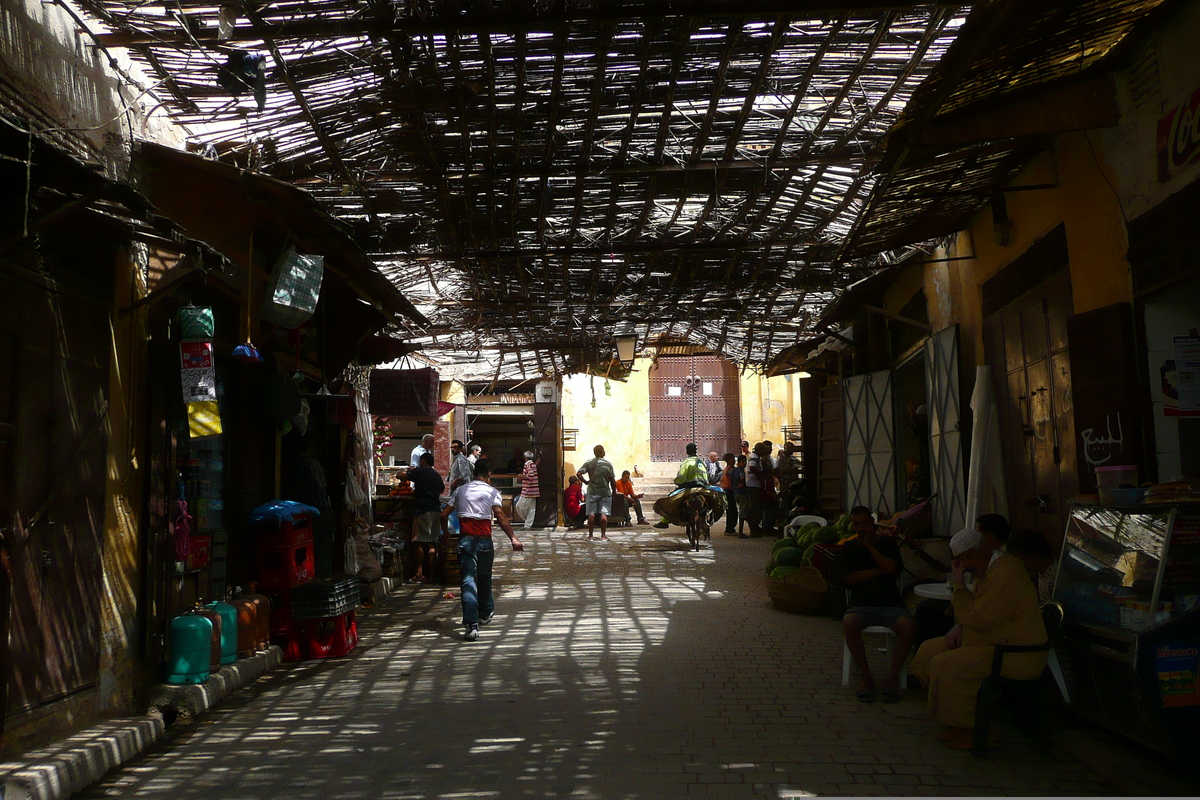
[94,3,965,46]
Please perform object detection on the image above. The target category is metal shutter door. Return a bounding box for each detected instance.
[925,324,966,536]
[843,370,897,516]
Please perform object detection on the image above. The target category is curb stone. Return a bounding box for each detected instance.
[0,646,283,800]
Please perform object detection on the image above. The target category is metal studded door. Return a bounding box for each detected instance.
[649,355,741,461]
[925,324,966,536]
[843,370,897,516]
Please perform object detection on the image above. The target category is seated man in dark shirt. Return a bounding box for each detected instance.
[842,505,915,703]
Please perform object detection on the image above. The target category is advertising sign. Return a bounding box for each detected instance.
[1157,87,1200,182]
[1156,640,1200,707]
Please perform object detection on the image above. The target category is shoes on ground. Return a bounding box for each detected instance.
[480,613,494,625]
[464,625,479,641]
[653,521,670,529]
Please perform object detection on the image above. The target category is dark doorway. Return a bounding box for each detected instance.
[982,229,1078,544]
[1,258,109,716]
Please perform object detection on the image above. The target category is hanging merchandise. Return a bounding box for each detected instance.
[179,314,223,438]
[235,230,266,364]
[178,306,215,340]
[262,247,324,329]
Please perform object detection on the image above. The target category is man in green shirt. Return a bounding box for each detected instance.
[577,444,617,541]
[675,443,710,488]
[653,443,719,528]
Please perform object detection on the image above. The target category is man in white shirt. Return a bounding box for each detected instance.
[442,460,523,641]
[410,434,435,468]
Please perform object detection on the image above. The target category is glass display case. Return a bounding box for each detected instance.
[1053,504,1200,763]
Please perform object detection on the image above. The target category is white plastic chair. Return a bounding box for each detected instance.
[841,628,908,689]
[840,583,908,690]
[784,514,827,536]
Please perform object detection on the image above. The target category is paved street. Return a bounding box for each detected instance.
[82,529,1112,798]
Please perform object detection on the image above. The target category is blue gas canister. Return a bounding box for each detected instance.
[165,611,214,685]
[205,600,239,665]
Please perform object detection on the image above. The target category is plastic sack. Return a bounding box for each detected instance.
[262,247,324,329]
[177,306,215,340]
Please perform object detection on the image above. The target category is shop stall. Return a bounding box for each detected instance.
[1053,503,1200,763]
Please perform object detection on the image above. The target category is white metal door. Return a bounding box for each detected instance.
[843,370,896,516]
[925,324,966,536]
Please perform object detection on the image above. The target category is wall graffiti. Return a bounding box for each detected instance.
[1081,412,1124,468]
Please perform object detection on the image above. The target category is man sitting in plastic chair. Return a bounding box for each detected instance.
[842,506,915,703]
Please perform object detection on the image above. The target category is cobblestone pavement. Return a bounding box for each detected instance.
[82,528,1115,798]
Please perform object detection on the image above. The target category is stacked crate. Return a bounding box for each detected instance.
[253,507,317,661]
[292,576,359,658]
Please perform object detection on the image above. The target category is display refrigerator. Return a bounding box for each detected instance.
[1052,503,1200,763]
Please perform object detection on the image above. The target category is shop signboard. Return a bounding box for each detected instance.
[1158,86,1200,182]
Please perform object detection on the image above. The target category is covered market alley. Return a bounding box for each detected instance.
[5,0,1200,794]
[78,533,1120,799]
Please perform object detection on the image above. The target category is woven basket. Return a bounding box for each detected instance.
[767,567,828,614]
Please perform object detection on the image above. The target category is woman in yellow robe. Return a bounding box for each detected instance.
[911,529,1046,747]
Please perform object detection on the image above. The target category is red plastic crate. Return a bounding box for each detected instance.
[302,610,357,659]
[256,515,314,551]
[263,588,296,635]
[256,540,315,590]
[273,629,305,662]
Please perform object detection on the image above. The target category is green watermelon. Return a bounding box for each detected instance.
[813,525,839,543]
[772,537,799,554]
[800,522,822,538]
[774,547,804,567]
[769,565,801,581]
[835,514,851,532]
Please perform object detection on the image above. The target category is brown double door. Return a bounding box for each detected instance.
[649,355,741,462]
[983,266,1078,543]
[0,265,108,717]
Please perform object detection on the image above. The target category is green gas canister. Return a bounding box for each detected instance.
[165,611,213,685]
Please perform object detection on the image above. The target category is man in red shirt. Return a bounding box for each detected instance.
[563,475,585,528]
[442,461,524,641]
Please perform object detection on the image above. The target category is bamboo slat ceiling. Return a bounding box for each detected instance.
[80,0,969,374]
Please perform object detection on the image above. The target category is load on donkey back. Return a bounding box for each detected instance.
[652,443,726,550]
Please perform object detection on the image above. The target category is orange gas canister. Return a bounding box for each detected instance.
[230,596,259,658]
[192,605,223,673]
[242,583,272,650]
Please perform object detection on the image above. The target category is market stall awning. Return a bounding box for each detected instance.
[133,141,428,327]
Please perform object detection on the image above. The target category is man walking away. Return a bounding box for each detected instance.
[407,452,445,583]
[448,439,473,491]
[442,460,523,641]
[577,445,617,541]
[514,451,539,530]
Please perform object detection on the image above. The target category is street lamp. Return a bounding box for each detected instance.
[615,334,637,369]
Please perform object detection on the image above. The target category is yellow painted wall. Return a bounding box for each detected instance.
[560,363,652,482]
[920,134,1132,368]
[739,370,799,449]
[559,358,800,486]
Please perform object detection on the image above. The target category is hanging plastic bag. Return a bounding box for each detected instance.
[262,247,324,329]
[344,462,368,510]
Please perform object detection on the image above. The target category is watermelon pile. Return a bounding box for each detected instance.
[764,513,857,575]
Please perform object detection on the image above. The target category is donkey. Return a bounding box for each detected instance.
[681,492,711,551]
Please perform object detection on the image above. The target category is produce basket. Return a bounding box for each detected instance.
[766,567,828,614]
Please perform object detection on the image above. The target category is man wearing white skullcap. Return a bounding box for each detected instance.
[949,527,983,556]
[909,523,1047,749]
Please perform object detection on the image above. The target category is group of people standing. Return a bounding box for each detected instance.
[703,440,794,539]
